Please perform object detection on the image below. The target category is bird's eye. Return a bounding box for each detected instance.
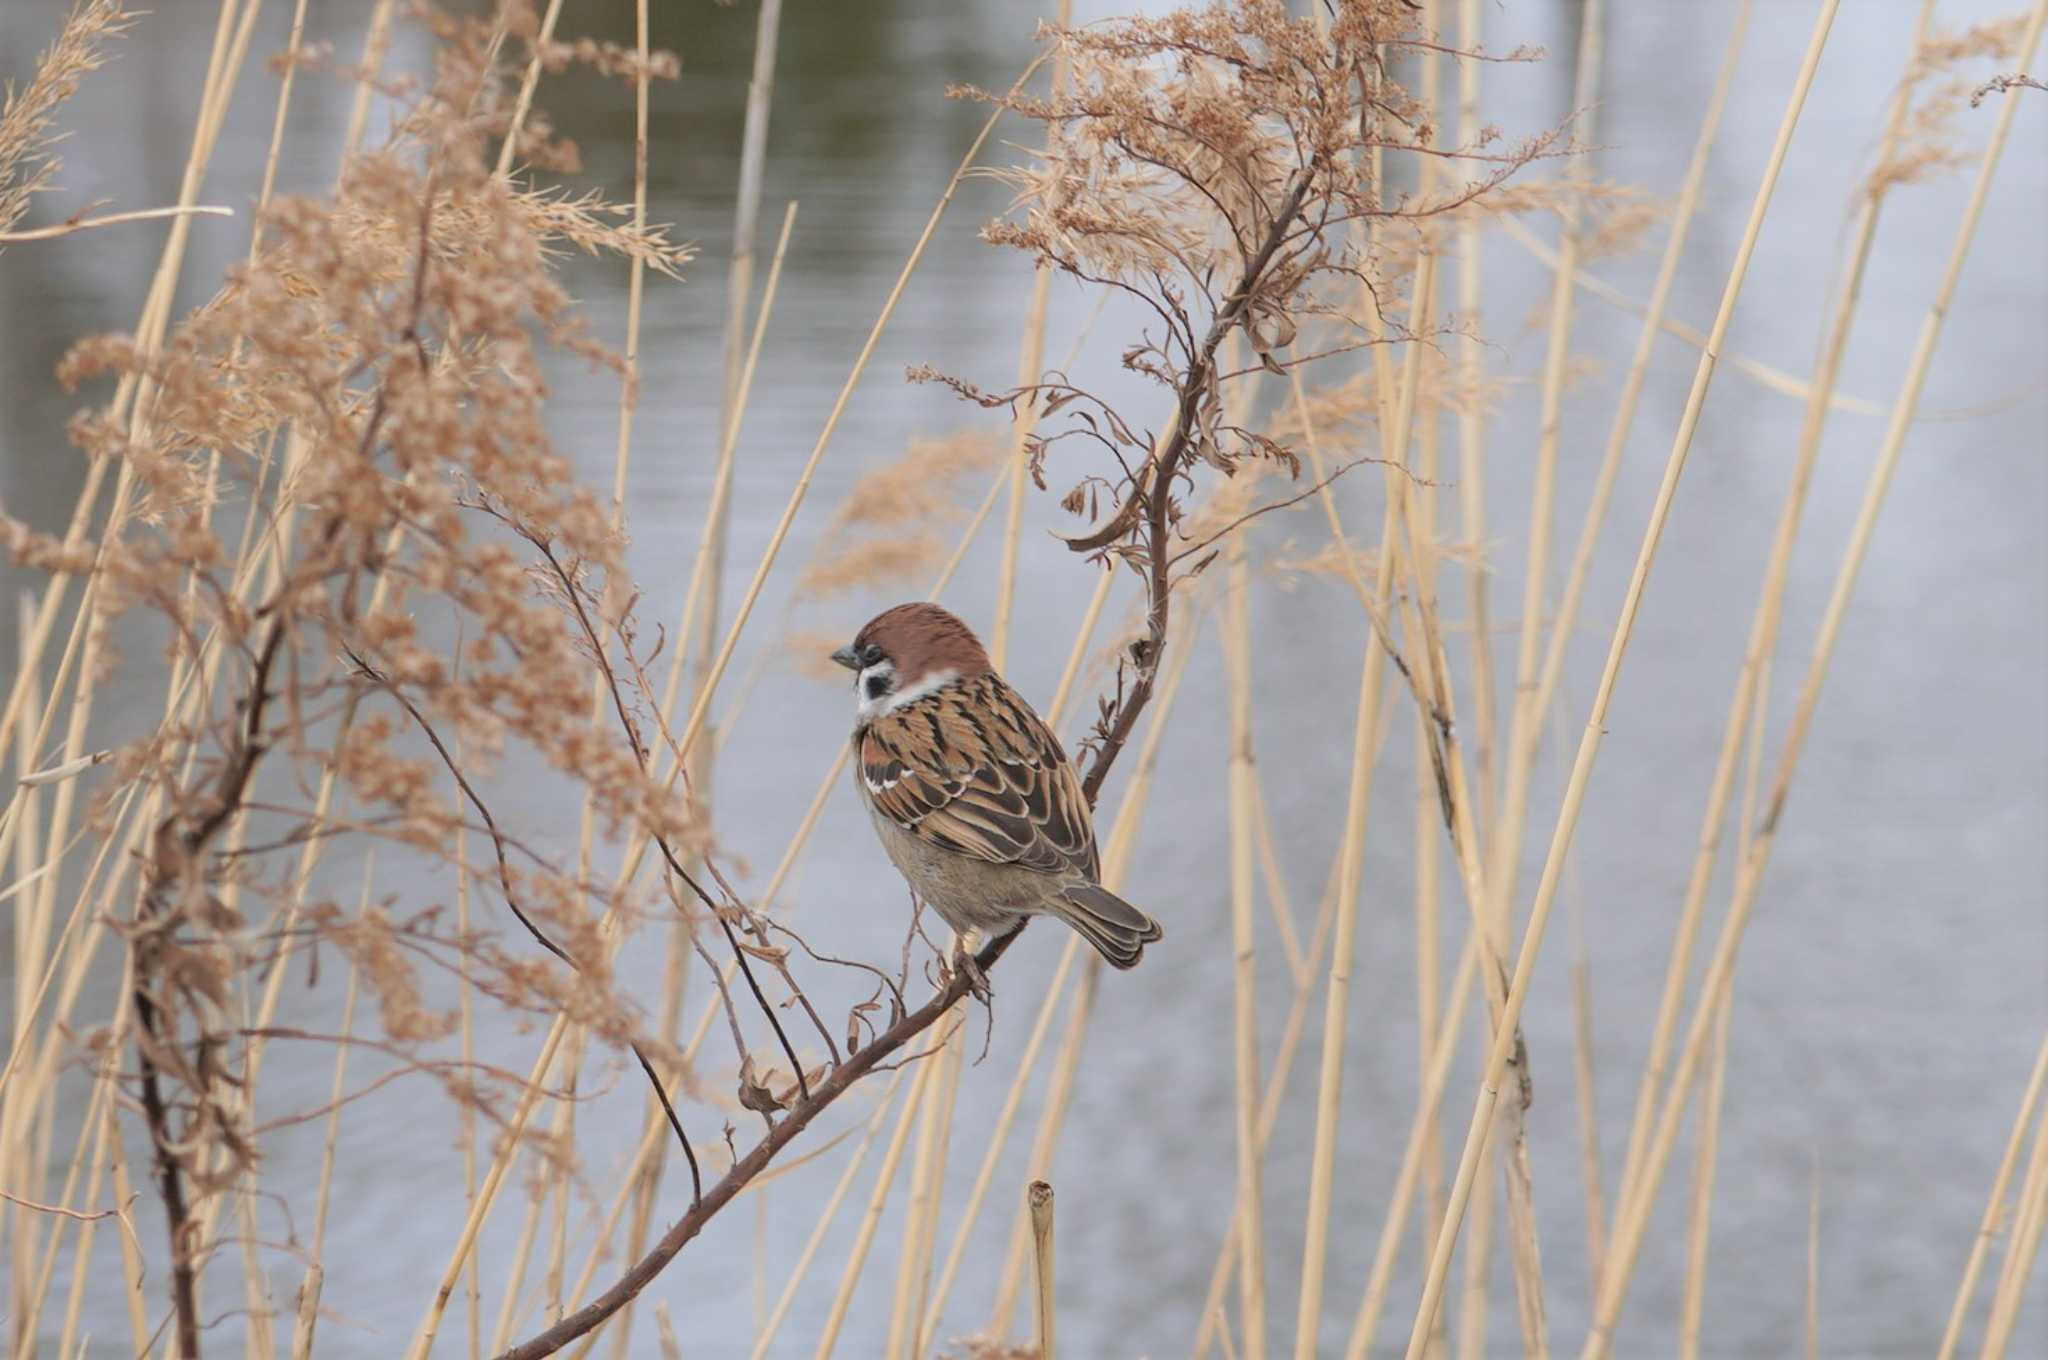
[864,673,891,701]
[859,644,884,667]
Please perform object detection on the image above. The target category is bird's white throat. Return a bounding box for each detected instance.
[855,664,959,724]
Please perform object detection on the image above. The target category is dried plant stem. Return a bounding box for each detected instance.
[746,1066,910,1360]
[1938,1033,2048,1360]
[886,1021,963,1359]
[814,1049,944,1360]
[1450,0,1495,846]
[990,0,1073,671]
[1404,5,1844,1353]
[1490,0,1604,951]
[1983,1108,2048,1359]
[494,0,566,178]
[1678,985,1734,1360]
[1340,924,1485,1360]
[1493,218,1886,420]
[1584,8,2041,1351]
[1029,1181,1057,1360]
[1194,832,1341,1360]
[987,609,1205,1336]
[1224,528,1269,1360]
[667,62,1040,772]
[1609,0,1909,1222]
[0,202,231,242]
[657,198,798,743]
[1290,274,1419,1360]
[915,941,1080,1347]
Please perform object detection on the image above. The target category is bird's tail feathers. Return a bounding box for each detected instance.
[1051,883,1163,969]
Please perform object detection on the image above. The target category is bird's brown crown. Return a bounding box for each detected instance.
[852,602,992,686]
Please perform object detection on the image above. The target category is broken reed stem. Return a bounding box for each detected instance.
[1937,1032,2048,1360]
[1405,5,1844,1354]
[1584,7,2043,1351]
[1029,1180,1058,1360]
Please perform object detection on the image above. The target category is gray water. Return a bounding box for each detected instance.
[2,1,2044,1356]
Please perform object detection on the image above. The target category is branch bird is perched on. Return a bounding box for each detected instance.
[833,602,1164,976]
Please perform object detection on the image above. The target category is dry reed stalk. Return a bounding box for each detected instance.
[1193,839,1343,1360]
[1449,0,1497,839]
[747,1066,912,1359]
[813,1041,948,1359]
[1252,780,1310,986]
[1980,1090,2048,1359]
[1504,228,1888,425]
[915,941,1080,1346]
[1379,246,1551,1360]
[664,61,1039,774]
[1584,10,2044,1349]
[886,1022,964,1359]
[1288,261,1423,1358]
[106,1076,151,1355]
[1224,525,1269,1360]
[991,0,1074,672]
[1029,1181,1057,1360]
[339,0,397,164]
[1608,0,1919,1223]
[54,1057,127,1357]
[0,202,232,243]
[985,608,1206,1337]
[1341,930,1484,1360]
[495,0,567,178]
[1404,4,1845,1353]
[1938,1032,2048,1360]
[1673,618,1773,1356]
[290,963,360,1360]
[1678,985,1733,1360]
[1489,0,1604,953]
[10,1015,113,1350]
[1567,953,1604,1290]
[654,193,797,742]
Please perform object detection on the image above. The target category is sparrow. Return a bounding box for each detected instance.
[832,602,1164,973]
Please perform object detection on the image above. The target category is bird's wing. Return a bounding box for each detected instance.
[858,672,1097,879]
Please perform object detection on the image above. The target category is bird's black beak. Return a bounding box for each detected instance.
[830,645,860,671]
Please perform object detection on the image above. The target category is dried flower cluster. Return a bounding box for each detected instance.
[928,0,1552,790]
[0,0,134,238]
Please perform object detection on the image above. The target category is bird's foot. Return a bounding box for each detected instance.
[950,939,994,1004]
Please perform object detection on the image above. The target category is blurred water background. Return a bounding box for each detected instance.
[1,1,2044,1355]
